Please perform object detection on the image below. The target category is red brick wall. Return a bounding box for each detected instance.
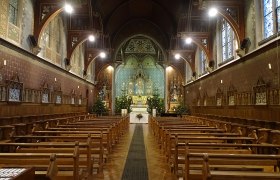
[184,40,280,121]
[0,39,96,117]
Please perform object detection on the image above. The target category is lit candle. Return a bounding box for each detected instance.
[4,60,6,66]
[54,77,57,81]
[221,79,223,84]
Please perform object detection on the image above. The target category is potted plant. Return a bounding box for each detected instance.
[92,97,108,116]
[115,90,132,114]
[147,91,165,116]
[175,103,190,117]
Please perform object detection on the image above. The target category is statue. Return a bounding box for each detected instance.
[135,78,144,96]
[170,79,179,102]
[128,77,134,95]
[145,77,153,95]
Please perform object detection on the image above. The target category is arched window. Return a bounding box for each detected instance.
[55,18,61,53]
[199,49,206,74]
[8,0,18,25]
[263,0,280,39]
[221,18,235,61]
[45,24,51,48]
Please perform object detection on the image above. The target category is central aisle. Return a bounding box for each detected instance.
[122,124,148,179]
[94,123,176,180]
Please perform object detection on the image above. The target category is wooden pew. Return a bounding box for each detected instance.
[11,134,104,174]
[0,141,94,177]
[0,144,79,179]
[169,136,256,175]
[174,142,280,178]
[185,153,280,180]
[32,128,112,153]
[0,151,80,179]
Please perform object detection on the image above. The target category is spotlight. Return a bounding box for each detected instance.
[99,52,106,58]
[64,4,73,14]
[88,35,95,42]
[208,7,218,17]
[185,37,192,44]
[166,66,173,71]
[174,53,181,60]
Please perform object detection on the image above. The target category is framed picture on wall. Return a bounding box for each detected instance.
[71,96,75,104]
[56,95,62,104]
[53,91,62,104]
[41,88,50,103]
[253,78,268,106]
[6,78,23,103]
[79,97,82,105]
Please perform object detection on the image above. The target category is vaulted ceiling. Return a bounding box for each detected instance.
[92,0,188,48]
[34,0,244,78]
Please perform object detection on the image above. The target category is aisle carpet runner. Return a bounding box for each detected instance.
[121,124,148,180]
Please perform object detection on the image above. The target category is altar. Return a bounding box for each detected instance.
[129,104,149,123]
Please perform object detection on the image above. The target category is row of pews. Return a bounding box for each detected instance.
[150,115,280,180]
[0,114,129,179]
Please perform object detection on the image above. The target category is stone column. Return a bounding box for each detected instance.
[111,63,116,115]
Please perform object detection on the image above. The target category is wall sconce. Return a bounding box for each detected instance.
[0,59,7,70]
[268,63,277,75]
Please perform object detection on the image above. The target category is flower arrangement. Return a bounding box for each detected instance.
[136,113,143,121]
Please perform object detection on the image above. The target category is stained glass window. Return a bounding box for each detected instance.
[8,0,18,25]
[263,0,280,38]
[221,19,234,61]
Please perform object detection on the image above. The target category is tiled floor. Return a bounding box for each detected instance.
[93,123,177,180]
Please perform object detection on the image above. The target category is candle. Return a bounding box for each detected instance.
[4,60,6,66]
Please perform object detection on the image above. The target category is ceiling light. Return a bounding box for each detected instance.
[166,66,173,71]
[185,37,192,44]
[174,53,181,60]
[99,52,106,58]
[107,65,114,71]
[208,7,218,17]
[64,4,73,14]
[88,35,95,42]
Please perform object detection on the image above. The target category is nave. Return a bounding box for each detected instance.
[94,123,176,180]
[1,114,280,180]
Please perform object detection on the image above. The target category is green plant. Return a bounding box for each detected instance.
[115,90,132,114]
[92,97,108,116]
[174,103,189,117]
[147,91,165,115]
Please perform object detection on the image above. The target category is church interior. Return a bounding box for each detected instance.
[1,0,280,179]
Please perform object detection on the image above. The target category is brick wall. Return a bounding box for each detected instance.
[0,38,96,117]
[184,39,280,121]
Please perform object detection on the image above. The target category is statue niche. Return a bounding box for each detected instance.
[145,78,153,96]
[133,63,146,96]
[128,62,154,105]
[135,77,144,96]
